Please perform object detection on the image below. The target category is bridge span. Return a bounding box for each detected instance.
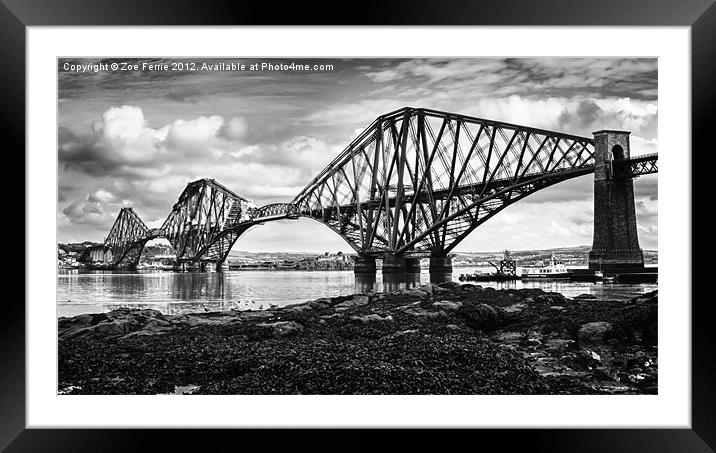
[79,107,657,274]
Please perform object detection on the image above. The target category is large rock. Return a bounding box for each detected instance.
[62,319,127,339]
[334,295,370,309]
[503,302,527,313]
[398,289,429,298]
[404,307,448,319]
[631,290,658,305]
[533,293,567,306]
[60,308,178,340]
[174,315,229,327]
[92,320,127,337]
[308,298,333,309]
[418,284,433,295]
[437,281,461,290]
[544,339,575,352]
[255,321,303,337]
[430,284,448,293]
[458,302,502,331]
[460,284,480,291]
[432,300,462,311]
[613,297,658,344]
[285,302,313,311]
[492,331,523,343]
[350,314,394,324]
[58,312,110,337]
[578,321,614,344]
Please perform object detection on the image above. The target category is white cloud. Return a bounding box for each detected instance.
[221,116,249,140]
[91,105,168,164]
[59,186,135,228]
[548,221,572,238]
[304,99,405,127]
[58,58,658,250]
[164,115,225,156]
[87,188,118,204]
[469,95,567,130]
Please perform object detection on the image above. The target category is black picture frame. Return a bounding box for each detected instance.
[2,0,714,450]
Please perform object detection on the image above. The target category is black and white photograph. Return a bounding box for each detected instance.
[55,57,659,396]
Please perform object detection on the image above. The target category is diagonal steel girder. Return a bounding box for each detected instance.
[159,178,256,263]
[96,107,658,264]
[291,107,597,256]
[612,153,658,178]
[103,207,151,266]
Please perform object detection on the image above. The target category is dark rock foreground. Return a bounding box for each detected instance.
[58,284,657,395]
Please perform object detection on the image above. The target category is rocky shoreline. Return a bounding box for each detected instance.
[58,283,657,395]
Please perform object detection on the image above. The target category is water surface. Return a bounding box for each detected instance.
[57,267,657,318]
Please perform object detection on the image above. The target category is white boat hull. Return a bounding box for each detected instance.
[522,273,571,280]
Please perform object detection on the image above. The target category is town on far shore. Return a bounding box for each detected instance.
[58,242,658,271]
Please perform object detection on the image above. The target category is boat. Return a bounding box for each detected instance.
[521,254,572,280]
[459,250,521,282]
[459,270,521,282]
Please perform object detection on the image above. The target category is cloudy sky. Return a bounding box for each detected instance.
[57,58,657,252]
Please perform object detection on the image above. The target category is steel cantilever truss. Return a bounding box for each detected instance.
[292,107,597,256]
[612,153,658,178]
[104,207,151,266]
[161,178,256,263]
[250,203,299,220]
[94,107,658,267]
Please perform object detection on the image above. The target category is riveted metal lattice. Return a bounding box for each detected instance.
[94,107,658,268]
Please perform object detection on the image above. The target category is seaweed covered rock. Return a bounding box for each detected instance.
[59,309,173,340]
[432,300,462,311]
[57,284,659,396]
[577,321,614,345]
[574,294,598,300]
[611,294,658,345]
[437,281,461,290]
[58,312,109,335]
[334,295,370,309]
[255,321,303,338]
[532,293,568,306]
[350,314,394,324]
[458,302,503,331]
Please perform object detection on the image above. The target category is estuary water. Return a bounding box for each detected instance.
[57,267,658,318]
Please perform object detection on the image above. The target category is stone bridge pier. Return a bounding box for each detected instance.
[353,251,453,282]
[381,254,421,274]
[353,255,377,274]
[171,261,226,272]
[428,253,453,275]
[588,130,644,272]
[200,262,217,272]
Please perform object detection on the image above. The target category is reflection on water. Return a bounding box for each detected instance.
[57,267,657,318]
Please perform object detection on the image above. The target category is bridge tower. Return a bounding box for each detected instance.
[588,130,644,272]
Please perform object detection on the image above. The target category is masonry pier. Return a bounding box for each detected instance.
[381,254,406,274]
[353,255,377,274]
[405,258,421,273]
[381,254,421,274]
[429,254,453,275]
[588,130,645,272]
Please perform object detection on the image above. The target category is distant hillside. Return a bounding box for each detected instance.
[57,244,656,265]
[451,245,657,266]
[228,246,657,266]
[228,250,339,261]
[59,241,102,254]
